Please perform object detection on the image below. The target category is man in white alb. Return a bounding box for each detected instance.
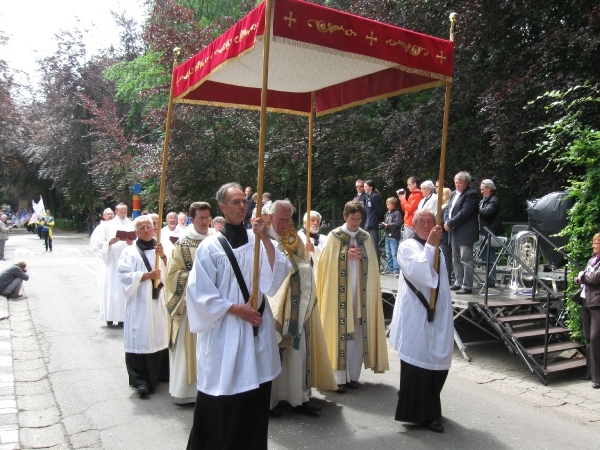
[101,204,135,326]
[186,183,291,450]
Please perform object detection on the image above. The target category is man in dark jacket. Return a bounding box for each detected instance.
[353,179,367,228]
[479,179,502,287]
[243,186,255,229]
[443,171,479,294]
[363,180,384,260]
[0,262,29,299]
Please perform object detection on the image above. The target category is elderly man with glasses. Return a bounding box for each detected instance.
[118,215,169,397]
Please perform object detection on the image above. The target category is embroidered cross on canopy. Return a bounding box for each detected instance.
[172,0,454,116]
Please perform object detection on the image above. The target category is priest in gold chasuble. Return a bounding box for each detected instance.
[164,202,214,404]
[317,201,389,392]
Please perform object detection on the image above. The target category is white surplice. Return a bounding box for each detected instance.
[98,217,135,323]
[161,225,180,240]
[90,220,111,311]
[389,239,453,370]
[186,231,292,396]
[118,245,168,353]
[298,229,328,282]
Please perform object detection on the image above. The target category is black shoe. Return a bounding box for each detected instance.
[450,285,461,291]
[335,384,346,393]
[294,401,321,416]
[346,381,359,389]
[425,420,444,433]
[106,321,113,326]
[269,404,283,417]
[137,385,149,397]
[582,375,592,380]
[593,383,600,389]
[118,322,124,327]
[456,288,472,295]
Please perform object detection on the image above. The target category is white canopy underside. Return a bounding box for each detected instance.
[207,38,394,93]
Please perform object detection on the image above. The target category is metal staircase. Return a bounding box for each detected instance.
[472,227,586,385]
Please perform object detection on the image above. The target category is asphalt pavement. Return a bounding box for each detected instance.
[0,228,598,449]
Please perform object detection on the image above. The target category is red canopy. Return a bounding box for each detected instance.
[173,0,454,116]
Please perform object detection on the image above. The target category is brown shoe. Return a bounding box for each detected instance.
[335,384,346,393]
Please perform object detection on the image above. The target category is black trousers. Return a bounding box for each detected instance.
[125,348,169,392]
[42,231,52,250]
[582,305,600,383]
[395,360,448,423]
[187,381,272,450]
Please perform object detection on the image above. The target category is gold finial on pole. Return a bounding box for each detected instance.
[449,13,458,42]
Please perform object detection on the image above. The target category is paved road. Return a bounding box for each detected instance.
[1,229,599,449]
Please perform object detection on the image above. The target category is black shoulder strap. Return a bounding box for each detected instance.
[217,234,264,335]
[402,275,436,322]
[135,245,164,300]
[136,245,153,272]
[217,234,250,301]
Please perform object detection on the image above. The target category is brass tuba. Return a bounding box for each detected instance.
[509,230,538,293]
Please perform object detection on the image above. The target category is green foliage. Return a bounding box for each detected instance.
[527,84,600,341]
[54,218,85,232]
[104,51,170,110]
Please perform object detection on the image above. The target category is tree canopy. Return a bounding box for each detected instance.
[0,0,599,224]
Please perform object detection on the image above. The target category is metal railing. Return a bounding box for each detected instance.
[482,226,563,373]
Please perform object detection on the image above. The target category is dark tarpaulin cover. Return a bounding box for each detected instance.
[526,191,573,268]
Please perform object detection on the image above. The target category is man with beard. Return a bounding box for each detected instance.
[186,183,291,450]
[268,200,336,417]
[389,209,453,433]
[118,215,169,397]
[164,202,214,404]
[317,201,389,393]
[102,204,135,326]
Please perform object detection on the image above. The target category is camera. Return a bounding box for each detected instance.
[396,188,405,195]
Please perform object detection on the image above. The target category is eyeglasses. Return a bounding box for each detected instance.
[137,225,153,231]
[228,200,247,207]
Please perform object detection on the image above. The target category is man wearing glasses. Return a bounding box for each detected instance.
[118,215,169,397]
[186,183,291,450]
[164,202,214,404]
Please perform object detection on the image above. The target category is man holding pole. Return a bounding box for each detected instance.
[185,182,291,450]
[389,209,453,433]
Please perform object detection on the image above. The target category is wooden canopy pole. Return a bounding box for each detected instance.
[305,92,315,233]
[154,47,181,287]
[430,13,457,309]
[252,0,274,310]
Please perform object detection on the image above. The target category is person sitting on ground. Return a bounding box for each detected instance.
[0,262,29,299]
